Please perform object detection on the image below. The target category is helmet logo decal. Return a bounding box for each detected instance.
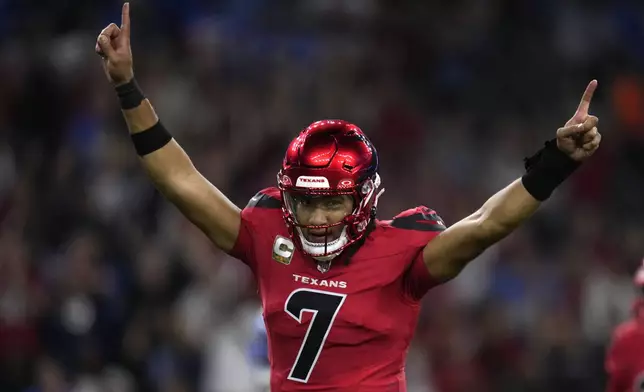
[281,175,292,187]
[338,179,354,188]
[296,176,330,188]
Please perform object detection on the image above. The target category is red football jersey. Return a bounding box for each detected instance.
[230,187,445,392]
[606,300,644,392]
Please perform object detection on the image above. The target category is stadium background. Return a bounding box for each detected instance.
[0,0,643,391]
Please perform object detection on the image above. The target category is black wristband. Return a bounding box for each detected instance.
[521,139,580,201]
[131,121,172,156]
[115,79,145,110]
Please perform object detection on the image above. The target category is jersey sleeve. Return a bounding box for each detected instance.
[228,188,282,272]
[392,206,447,300]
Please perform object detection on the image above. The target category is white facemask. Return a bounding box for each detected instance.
[296,226,349,261]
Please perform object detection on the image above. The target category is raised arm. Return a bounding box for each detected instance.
[422,81,602,282]
[96,3,241,252]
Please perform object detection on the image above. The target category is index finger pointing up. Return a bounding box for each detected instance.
[575,80,598,117]
[120,2,130,41]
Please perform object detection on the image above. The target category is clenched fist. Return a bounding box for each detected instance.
[556,80,602,162]
[96,2,134,86]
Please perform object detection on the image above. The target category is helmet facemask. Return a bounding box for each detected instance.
[280,174,383,261]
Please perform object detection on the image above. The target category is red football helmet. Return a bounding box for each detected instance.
[277,119,383,260]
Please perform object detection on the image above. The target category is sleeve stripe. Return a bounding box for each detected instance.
[246,191,282,209]
[390,213,446,232]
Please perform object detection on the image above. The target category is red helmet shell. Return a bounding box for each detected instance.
[280,120,378,192]
[277,119,380,257]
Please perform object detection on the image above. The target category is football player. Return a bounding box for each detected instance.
[605,260,644,392]
[96,4,602,391]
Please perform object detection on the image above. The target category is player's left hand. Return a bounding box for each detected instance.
[556,80,602,162]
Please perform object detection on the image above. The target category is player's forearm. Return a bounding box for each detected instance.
[423,136,585,282]
[119,91,198,188]
[422,180,540,282]
[115,82,241,251]
[138,139,199,193]
[474,178,541,245]
[122,98,159,133]
[121,99,227,222]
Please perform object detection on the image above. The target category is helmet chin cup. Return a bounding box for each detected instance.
[296,227,349,260]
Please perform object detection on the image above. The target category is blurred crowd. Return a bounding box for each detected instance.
[1,0,644,391]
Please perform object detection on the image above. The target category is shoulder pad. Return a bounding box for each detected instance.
[391,206,446,232]
[246,187,282,209]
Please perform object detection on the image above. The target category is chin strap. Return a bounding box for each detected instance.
[374,188,385,207]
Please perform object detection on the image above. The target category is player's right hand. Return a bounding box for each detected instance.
[95,2,134,86]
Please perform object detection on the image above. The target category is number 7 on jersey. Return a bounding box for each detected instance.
[284,288,347,383]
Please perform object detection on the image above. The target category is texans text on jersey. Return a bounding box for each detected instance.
[293,274,347,289]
